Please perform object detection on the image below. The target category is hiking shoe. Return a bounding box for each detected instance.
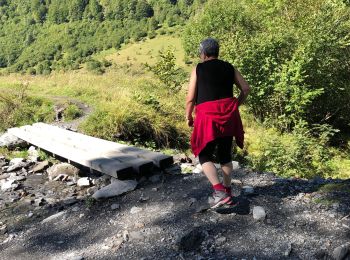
[208,190,233,209]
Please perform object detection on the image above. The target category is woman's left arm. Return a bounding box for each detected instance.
[185,67,197,127]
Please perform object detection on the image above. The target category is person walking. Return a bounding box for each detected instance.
[185,38,250,208]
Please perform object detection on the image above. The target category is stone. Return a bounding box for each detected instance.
[215,236,227,246]
[122,230,129,241]
[6,161,28,172]
[77,177,91,187]
[253,206,266,221]
[130,206,142,214]
[232,161,240,170]
[41,211,67,224]
[92,179,137,200]
[231,179,243,185]
[32,160,49,173]
[243,186,254,194]
[28,146,39,162]
[0,132,27,149]
[1,179,16,191]
[149,174,161,183]
[34,198,46,207]
[0,224,7,235]
[111,203,120,210]
[47,163,80,181]
[9,158,24,165]
[333,243,350,260]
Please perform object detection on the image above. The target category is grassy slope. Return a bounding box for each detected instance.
[0,34,349,178]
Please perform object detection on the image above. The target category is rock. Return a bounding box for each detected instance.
[130,206,142,214]
[215,236,227,246]
[243,185,254,194]
[129,231,144,241]
[333,243,350,260]
[139,195,149,202]
[63,197,78,206]
[122,230,129,242]
[177,229,206,252]
[28,146,39,162]
[6,161,28,172]
[42,211,67,224]
[151,187,158,192]
[0,224,7,235]
[111,203,120,210]
[284,243,293,257]
[180,163,195,174]
[232,161,240,170]
[34,198,46,207]
[149,174,161,183]
[0,132,27,149]
[1,179,16,191]
[47,163,80,181]
[253,206,266,221]
[77,177,91,187]
[9,158,24,165]
[189,197,197,205]
[231,179,243,185]
[92,179,137,200]
[27,212,34,218]
[32,160,49,173]
[165,164,181,174]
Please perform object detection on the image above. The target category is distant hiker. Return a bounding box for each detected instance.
[185,38,250,208]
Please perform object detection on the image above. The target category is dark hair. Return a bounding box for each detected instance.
[199,38,220,58]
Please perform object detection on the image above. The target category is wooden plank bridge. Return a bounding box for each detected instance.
[8,123,173,179]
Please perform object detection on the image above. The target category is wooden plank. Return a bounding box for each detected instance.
[27,126,153,175]
[8,127,133,178]
[32,123,173,168]
[27,125,153,175]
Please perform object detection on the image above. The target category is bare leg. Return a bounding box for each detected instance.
[221,161,233,187]
[201,162,220,185]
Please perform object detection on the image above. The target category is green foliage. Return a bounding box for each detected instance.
[145,48,187,92]
[183,0,350,134]
[0,0,206,73]
[86,59,104,74]
[0,83,55,132]
[64,104,83,121]
[245,122,339,178]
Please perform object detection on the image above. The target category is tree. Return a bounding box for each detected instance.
[135,0,154,20]
[68,0,87,22]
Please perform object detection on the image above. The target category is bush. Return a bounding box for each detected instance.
[86,59,104,74]
[64,104,83,121]
[183,0,350,134]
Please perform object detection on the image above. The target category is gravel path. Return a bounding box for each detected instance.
[1,160,349,260]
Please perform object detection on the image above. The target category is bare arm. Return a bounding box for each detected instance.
[185,67,197,127]
[234,69,251,106]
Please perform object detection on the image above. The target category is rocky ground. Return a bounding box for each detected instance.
[0,139,349,260]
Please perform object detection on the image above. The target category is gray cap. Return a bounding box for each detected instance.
[199,38,220,57]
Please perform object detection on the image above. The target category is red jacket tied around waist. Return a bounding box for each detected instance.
[191,97,244,157]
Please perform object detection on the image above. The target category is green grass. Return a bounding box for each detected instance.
[0,35,349,179]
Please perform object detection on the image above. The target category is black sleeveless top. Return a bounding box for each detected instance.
[195,59,235,105]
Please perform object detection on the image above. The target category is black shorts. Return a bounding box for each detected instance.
[198,136,233,165]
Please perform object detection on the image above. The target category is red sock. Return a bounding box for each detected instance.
[213,183,225,192]
[224,186,232,195]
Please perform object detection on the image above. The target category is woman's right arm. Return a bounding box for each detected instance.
[233,69,250,106]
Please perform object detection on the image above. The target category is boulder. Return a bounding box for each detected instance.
[92,179,137,200]
[0,132,27,149]
[32,160,49,173]
[47,163,80,181]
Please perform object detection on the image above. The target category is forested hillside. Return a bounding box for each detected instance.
[0,0,205,74]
